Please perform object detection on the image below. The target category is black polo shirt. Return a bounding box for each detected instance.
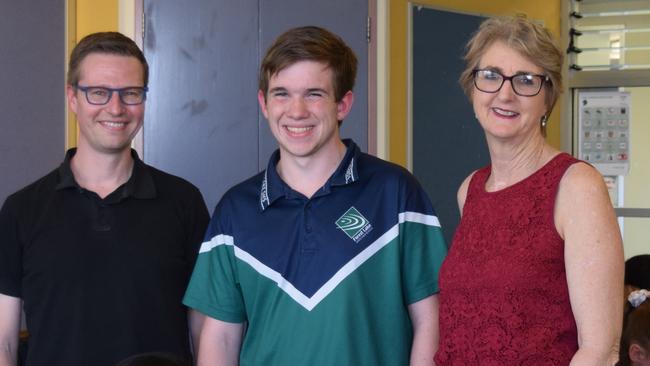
[0,149,209,366]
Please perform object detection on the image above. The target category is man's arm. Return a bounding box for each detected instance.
[0,294,21,366]
[197,316,245,366]
[408,294,438,366]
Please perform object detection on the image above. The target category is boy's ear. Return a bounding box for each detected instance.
[257,90,269,119]
[336,91,354,122]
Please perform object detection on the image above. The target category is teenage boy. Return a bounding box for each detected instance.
[184,26,446,365]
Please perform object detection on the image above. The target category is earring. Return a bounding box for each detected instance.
[541,115,548,127]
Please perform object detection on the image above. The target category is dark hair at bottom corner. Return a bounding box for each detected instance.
[618,301,650,366]
[625,254,650,289]
[114,352,191,366]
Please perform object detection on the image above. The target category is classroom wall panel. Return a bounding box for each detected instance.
[0,1,66,204]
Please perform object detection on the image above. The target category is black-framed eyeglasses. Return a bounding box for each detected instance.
[75,85,148,105]
[473,69,549,97]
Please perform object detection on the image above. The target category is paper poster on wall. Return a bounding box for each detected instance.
[578,91,631,176]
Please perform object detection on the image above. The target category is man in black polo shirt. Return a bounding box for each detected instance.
[0,32,209,366]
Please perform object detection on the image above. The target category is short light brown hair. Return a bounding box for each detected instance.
[259,26,357,102]
[68,32,148,87]
[459,15,563,114]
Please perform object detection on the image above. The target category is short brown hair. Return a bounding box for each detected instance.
[259,26,357,102]
[459,15,563,114]
[67,32,148,87]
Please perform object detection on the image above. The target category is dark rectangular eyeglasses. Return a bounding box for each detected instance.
[473,69,549,97]
[75,85,148,105]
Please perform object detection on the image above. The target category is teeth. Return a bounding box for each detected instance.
[493,108,517,116]
[102,121,126,128]
[287,126,312,133]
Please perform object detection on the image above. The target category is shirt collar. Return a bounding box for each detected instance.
[259,139,360,211]
[56,148,156,201]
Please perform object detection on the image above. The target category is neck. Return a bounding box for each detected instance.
[276,140,346,198]
[485,134,557,192]
[70,145,134,198]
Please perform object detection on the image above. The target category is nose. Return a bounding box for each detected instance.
[105,91,126,115]
[497,79,516,100]
[287,97,308,119]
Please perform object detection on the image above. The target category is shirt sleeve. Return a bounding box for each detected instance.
[399,174,448,305]
[183,186,210,274]
[183,199,246,323]
[0,195,23,297]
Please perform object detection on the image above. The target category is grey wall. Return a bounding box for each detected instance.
[0,1,66,204]
[143,0,368,212]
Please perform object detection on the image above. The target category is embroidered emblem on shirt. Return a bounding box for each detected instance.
[335,206,373,243]
[260,170,270,210]
[344,158,356,184]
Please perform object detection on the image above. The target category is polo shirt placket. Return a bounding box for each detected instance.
[302,200,315,251]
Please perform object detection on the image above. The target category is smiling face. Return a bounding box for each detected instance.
[67,53,145,157]
[258,60,353,164]
[472,41,548,143]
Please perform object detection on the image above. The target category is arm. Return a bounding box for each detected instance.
[184,189,210,359]
[555,163,624,366]
[0,294,21,366]
[188,309,206,358]
[408,295,439,366]
[197,316,245,366]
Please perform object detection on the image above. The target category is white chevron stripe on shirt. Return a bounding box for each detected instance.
[198,212,440,310]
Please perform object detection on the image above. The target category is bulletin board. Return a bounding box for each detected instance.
[577,90,631,176]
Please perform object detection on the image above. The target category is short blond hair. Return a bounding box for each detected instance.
[459,15,563,114]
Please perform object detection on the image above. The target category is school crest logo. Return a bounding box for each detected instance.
[336,207,373,243]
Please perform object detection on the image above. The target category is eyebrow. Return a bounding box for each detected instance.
[479,66,539,75]
[269,87,288,94]
[268,87,330,95]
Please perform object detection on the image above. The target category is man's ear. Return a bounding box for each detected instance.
[629,343,649,363]
[336,91,354,122]
[257,90,268,119]
[66,84,79,114]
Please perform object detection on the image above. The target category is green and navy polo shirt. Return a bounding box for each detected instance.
[184,139,447,365]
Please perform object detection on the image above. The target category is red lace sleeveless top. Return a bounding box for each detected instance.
[435,153,580,365]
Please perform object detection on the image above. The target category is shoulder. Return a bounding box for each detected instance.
[355,153,440,215]
[223,170,265,200]
[558,160,606,196]
[1,168,59,212]
[215,170,266,212]
[144,164,203,197]
[144,164,198,188]
[556,160,610,213]
[139,165,210,221]
[555,160,614,238]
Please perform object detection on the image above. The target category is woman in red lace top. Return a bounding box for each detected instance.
[435,16,624,365]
